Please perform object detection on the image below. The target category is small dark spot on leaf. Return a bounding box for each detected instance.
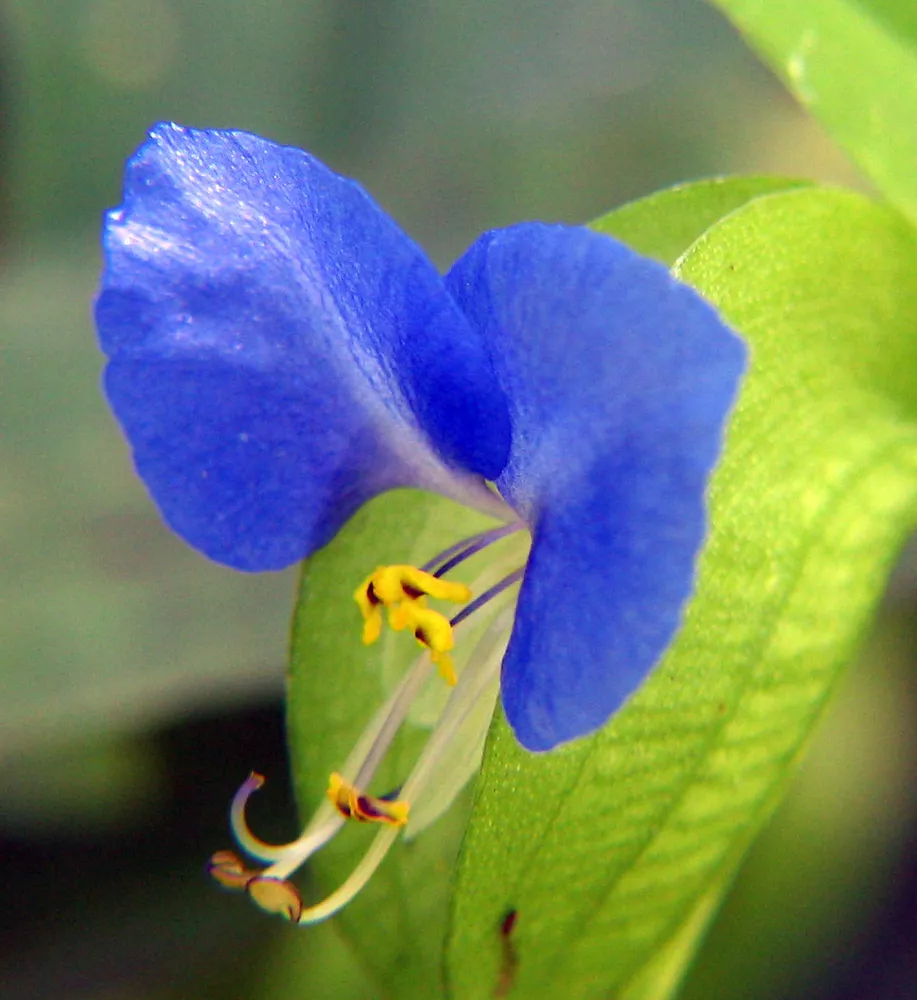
[495,908,519,997]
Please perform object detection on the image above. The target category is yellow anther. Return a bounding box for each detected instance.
[363,607,384,645]
[388,599,421,633]
[353,571,385,645]
[373,565,472,607]
[327,771,359,817]
[354,565,471,647]
[433,652,457,687]
[401,604,459,686]
[326,772,410,827]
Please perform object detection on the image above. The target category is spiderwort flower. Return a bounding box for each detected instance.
[95,123,746,924]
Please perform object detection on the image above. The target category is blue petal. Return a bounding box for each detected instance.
[96,124,510,570]
[447,224,746,750]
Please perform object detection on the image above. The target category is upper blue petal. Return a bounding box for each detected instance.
[96,124,510,570]
[447,223,746,751]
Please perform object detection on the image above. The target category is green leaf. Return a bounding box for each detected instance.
[592,175,810,266]
[709,0,917,226]
[446,186,917,999]
[680,608,917,999]
[253,920,374,1000]
[856,0,917,48]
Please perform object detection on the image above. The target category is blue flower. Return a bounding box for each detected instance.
[96,123,745,922]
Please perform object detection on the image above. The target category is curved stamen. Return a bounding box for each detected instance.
[220,648,433,878]
[261,650,435,882]
[215,553,526,921]
[292,605,516,925]
[230,773,297,863]
[292,825,403,924]
[225,772,343,866]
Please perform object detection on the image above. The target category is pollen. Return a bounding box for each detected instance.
[327,772,410,827]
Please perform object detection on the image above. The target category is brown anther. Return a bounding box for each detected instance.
[327,771,409,826]
[208,850,256,891]
[247,876,304,922]
[353,790,409,826]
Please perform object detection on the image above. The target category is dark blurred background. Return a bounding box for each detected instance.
[2,1,914,998]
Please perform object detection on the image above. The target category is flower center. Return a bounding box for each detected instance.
[208,522,527,924]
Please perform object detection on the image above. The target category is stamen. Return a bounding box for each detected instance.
[290,825,403,925]
[213,532,528,926]
[401,606,515,803]
[258,662,433,886]
[207,850,306,922]
[229,772,294,863]
[247,877,304,922]
[289,604,517,925]
[208,849,255,890]
[379,565,471,607]
[327,772,409,826]
[348,648,433,791]
[227,770,343,865]
[327,771,357,818]
[401,603,459,685]
[425,523,522,578]
[354,577,384,644]
[354,565,472,645]
[210,648,434,901]
[451,568,525,628]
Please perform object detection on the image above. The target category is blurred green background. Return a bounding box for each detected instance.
[2,1,914,997]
